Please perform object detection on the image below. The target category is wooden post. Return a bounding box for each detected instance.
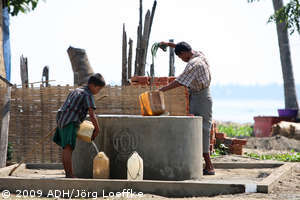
[142,0,157,74]
[122,24,128,86]
[42,66,49,87]
[138,0,157,76]
[0,73,12,168]
[128,38,133,80]
[0,86,11,167]
[139,10,151,76]
[169,39,175,76]
[134,0,143,76]
[20,55,29,88]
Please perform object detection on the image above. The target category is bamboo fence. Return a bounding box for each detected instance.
[0,85,188,163]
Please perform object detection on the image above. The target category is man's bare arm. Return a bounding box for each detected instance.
[159,80,182,92]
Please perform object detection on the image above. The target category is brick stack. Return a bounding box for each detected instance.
[130,76,176,87]
[210,122,247,155]
[215,132,247,155]
[209,122,217,153]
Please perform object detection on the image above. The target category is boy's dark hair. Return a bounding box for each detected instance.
[175,42,192,55]
[88,73,106,87]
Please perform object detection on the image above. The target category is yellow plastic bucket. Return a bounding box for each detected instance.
[139,91,165,116]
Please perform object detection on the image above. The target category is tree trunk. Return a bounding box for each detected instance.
[134,0,143,76]
[134,25,141,76]
[67,46,94,86]
[272,0,299,109]
[169,39,175,76]
[20,55,29,87]
[122,24,128,86]
[139,10,151,76]
[128,38,133,80]
[0,1,6,87]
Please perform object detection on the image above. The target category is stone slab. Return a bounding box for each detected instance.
[257,163,296,193]
[0,177,245,198]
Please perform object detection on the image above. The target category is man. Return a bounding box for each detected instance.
[159,41,215,175]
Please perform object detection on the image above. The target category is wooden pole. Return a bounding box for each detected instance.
[42,66,49,87]
[139,10,151,76]
[134,25,141,76]
[143,0,157,73]
[134,0,143,76]
[122,24,128,86]
[128,38,133,80]
[20,55,29,88]
[139,0,157,76]
[0,86,11,168]
[169,39,175,76]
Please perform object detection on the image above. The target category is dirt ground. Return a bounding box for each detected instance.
[5,136,300,200]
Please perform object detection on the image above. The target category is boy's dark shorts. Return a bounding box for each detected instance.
[53,122,79,150]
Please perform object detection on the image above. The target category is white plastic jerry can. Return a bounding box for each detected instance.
[93,152,110,179]
[127,151,143,180]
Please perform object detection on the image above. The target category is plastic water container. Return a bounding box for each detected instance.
[93,152,110,179]
[77,120,94,143]
[139,91,165,116]
[127,151,143,180]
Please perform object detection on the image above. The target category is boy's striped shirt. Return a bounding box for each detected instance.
[56,86,96,129]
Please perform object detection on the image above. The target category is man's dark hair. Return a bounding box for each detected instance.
[88,73,106,87]
[175,42,192,55]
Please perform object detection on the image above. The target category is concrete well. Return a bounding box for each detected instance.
[73,115,203,181]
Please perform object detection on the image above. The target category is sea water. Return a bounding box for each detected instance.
[212,99,284,123]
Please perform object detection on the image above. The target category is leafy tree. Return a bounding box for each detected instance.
[3,0,41,16]
[249,0,299,110]
[249,0,300,35]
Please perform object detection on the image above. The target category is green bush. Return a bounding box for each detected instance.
[218,124,253,137]
[7,142,13,161]
[244,150,300,162]
[211,144,230,157]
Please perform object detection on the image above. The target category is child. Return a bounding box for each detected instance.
[53,73,105,178]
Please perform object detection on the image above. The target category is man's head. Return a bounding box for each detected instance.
[88,73,106,95]
[175,42,193,62]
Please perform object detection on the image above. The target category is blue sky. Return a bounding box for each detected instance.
[9,0,300,86]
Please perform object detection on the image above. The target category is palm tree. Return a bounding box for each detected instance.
[272,0,299,110]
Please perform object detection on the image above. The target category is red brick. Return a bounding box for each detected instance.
[158,77,169,82]
[232,139,247,145]
[232,148,243,155]
[216,132,226,140]
[131,76,149,83]
[168,76,176,83]
[229,144,243,151]
[210,144,214,153]
[210,138,216,145]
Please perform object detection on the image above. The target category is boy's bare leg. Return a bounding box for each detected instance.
[62,145,76,178]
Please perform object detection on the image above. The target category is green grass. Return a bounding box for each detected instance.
[244,150,300,162]
[218,124,253,137]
